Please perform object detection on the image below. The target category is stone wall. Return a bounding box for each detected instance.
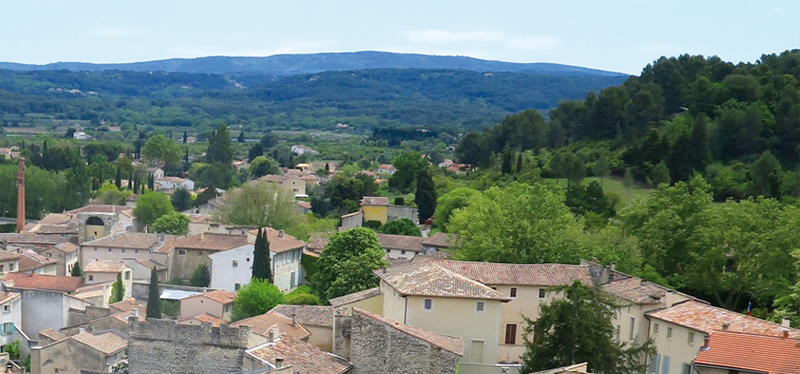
[348,311,460,374]
[127,318,251,374]
[66,305,111,327]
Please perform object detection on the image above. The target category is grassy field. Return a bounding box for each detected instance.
[542,176,653,206]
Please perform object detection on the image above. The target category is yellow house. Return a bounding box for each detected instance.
[374,261,509,372]
[329,287,383,315]
[361,197,389,224]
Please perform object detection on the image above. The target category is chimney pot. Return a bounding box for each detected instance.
[268,330,274,342]
[275,357,284,368]
[782,318,791,328]
[721,322,729,331]
[278,230,284,238]
[782,329,790,338]
[291,313,296,327]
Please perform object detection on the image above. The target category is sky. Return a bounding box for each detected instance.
[0,0,797,74]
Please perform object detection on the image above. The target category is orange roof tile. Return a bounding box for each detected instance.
[328,288,381,308]
[84,260,127,273]
[375,262,509,301]
[2,273,84,293]
[646,300,800,338]
[178,313,226,327]
[601,277,668,305]
[361,196,388,206]
[377,234,424,252]
[693,331,800,374]
[232,311,310,341]
[183,290,236,304]
[83,232,163,250]
[246,228,306,253]
[246,333,351,374]
[156,233,247,254]
[417,258,595,287]
[71,331,127,355]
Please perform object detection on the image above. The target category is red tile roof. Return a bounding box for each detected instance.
[2,273,84,293]
[84,260,127,273]
[178,313,226,328]
[183,290,236,305]
[328,287,381,308]
[417,258,595,287]
[601,277,668,305]
[354,308,463,356]
[232,311,310,341]
[246,228,306,253]
[421,232,455,248]
[246,333,351,374]
[82,232,163,250]
[693,331,800,374]
[17,250,57,272]
[647,300,800,338]
[375,261,509,301]
[361,196,389,206]
[377,234,424,252]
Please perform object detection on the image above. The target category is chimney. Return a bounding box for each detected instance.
[278,230,284,238]
[782,329,790,338]
[268,329,274,342]
[201,232,205,241]
[275,358,284,368]
[291,313,296,327]
[159,233,165,242]
[782,318,791,328]
[700,334,710,350]
[15,158,24,233]
[721,321,729,331]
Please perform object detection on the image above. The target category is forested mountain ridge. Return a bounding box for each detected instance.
[458,50,800,201]
[0,51,627,77]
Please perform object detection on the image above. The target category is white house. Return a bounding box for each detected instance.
[73,131,92,141]
[155,177,195,191]
[208,244,256,292]
[290,145,319,156]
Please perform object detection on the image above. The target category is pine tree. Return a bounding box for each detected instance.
[238,130,245,143]
[688,118,709,173]
[415,168,437,222]
[146,266,161,319]
[183,131,188,144]
[114,167,121,189]
[516,153,523,174]
[70,262,83,277]
[109,272,125,304]
[501,149,512,174]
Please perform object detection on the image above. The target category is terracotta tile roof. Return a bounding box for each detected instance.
[259,174,301,183]
[183,290,236,305]
[72,330,127,355]
[133,258,166,271]
[2,273,84,293]
[17,250,57,272]
[245,333,351,374]
[693,331,800,374]
[156,233,247,254]
[54,242,79,254]
[417,258,595,287]
[328,288,381,308]
[178,313,225,327]
[297,201,312,209]
[646,300,800,338]
[66,204,133,215]
[247,228,306,254]
[0,250,21,262]
[378,164,395,171]
[111,309,146,323]
[186,214,212,224]
[156,176,188,183]
[110,298,143,313]
[0,292,19,305]
[232,311,310,341]
[375,261,509,301]
[307,237,328,253]
[377,234,424,252]
[270,305,334,328]
[0,233,70,246]
[354,308,463,356]
[361,196,388,206]
[421,232,455,248]
[340,211,361,219]
[84,260,127,273]
[23,222,78,235]
[39,328,68,342]
[602,277,668,305]
[83,232,163,250]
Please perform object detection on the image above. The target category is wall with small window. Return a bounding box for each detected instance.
[647,320,704,374]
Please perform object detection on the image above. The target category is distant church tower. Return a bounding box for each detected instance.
[16,158,24,232]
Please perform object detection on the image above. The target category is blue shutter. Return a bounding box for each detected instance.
[660,355,670,374]
[7,324,13,334]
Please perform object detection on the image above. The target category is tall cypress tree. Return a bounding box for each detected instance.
[183,131,188,144]
[516,153,524,173]
[146,266,161,319]
[148,173,155,191]
[415,168,437,222]
[114,167,122,189]
[252,228,266,280]
[263,229,272,283]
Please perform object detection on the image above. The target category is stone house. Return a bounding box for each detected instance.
[341,308,463,374]
[39,242,79,277]
[271,305,334,352]
[373,261,509,371]
[179,290,236,322]
[645,299,800,374]
[242,332,351,374]
[16,249,58,275]
[0,273,91,338]
[80,232,168,268]
[377,233,424,259]
[31,329,128,374]
[67,204,139,243]
[328,287,383,315]
[691,330,800,373]
[83,260,133,300]
[156,233,248,281]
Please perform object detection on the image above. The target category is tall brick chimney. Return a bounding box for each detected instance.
[15,158,25,232]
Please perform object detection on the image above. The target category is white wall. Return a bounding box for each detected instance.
[209,245,254,292]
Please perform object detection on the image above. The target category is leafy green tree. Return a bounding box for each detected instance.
[170,188,193,211]
[284,286,320,305]
[134,191,175,227]
[70,262,83,277]
[378,218,421,236]
[389,151,428,192]
[207,125,233,165]
[231,278,283,321]
[592,153,611,187]
[750,150,781,198]
[433,187,480,231]
[190,263,210,287]
[95,182,130,205]
[450,183,588,264]
[521,281,654,374]
[414,168,436,222]
[142,134,182,168]
[311,228,387,303]
[215,182,302,229]
[151,212,189,235]
[114,167,121,189]
[248,156,280,179]
[109,272,125,304]
[687,118,709,172]
[146,266,161,318]
[2,340,20,360]
[649,161,671,186]
[252,228,272,282]
[564,181,614,218]
[248,142,263,162]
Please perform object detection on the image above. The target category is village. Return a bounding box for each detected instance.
[0,152,791,374]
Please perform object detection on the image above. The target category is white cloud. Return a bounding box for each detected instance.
[93,28,137,38]
[506,36,558,51]
[405,29,505,43]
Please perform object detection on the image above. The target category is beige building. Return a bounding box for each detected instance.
[16,250,58,275]
[80,232,167,267]
[231,310,311,342]
[157,233,248,281]
[39,242,79,276]
[179,290,236,321]
[645,299,800,374]
[31,330,128,374]
[329,287,383,315]
[374,261,509,371]
[376,234,424,259]
[271,305,334,352]
[258,174,306,196]
[83,260,133,300]
[0,251,20,277]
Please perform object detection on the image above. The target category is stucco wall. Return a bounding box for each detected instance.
[647,319,703,374]
[305,324,333,352]
[209,245,253,292]
[336,293,383,316]
[33,337,114,374]
[387,205,418,224]
[179,296,228,320]
[363,205,387,224]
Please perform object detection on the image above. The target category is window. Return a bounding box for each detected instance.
[688,332,694,345]
[629,317,635,340]
[108,248,112,252]
[198,251,203,257]
[8,264,12,272]
[667,327,673,340]
[135,249,139,254]
[681,363,692,374]
[504,324,517,345]
[386,249,390,253]
[94,248,98,252]
[0,265,4,273]
[124,271,130,280]
[476,301,485,312]
[232,260,238,267]
[424,299,432,310]
[246,257,250,262]
[88,275,94,281]
[3,305,8,312]
[654,323,659,335]
[400,250,406,255]
[510,287,517,298]
[178,249,186,255]
[234,283,241,291]
[615,325,620,342]
[121,249,125,253]
[538,289,546,298]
